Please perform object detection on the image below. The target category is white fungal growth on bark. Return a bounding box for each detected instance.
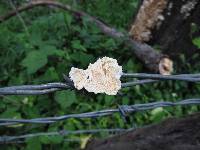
[180,0,197,19]
[129,0,168,42]
[69,57,122,95]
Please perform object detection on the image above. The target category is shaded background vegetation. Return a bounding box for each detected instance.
[0,0,200,149]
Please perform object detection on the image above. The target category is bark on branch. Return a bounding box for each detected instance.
[0,0,173,74]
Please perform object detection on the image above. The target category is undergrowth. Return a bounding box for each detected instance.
[0,0,200,149]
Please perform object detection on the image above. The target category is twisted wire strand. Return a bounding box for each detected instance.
[121,79,157,87]
[0,73,200,95]
[122,73,200,82]
[1,82,69,90]
[0,128,128,144]
[0,99,199,126]
[0,82,71,95]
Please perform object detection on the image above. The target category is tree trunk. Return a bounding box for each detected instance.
[149,0,200,69]
[85,113,200,150]
[130,0,200,72]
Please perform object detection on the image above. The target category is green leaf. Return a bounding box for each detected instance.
[49,135,63,144]
[104,95,114,105]
[192,37,200,48]
[21,51,47,74]
[122,97,129,105]
[64,13,72,27]
[41,45,66,57]
[126,59,134,71]
[80,53,95,66]
[71,40,87,51]
[104,39,116,48]
[40,135,63,144]
[70,52,95,67]
[40,45,58,55]
[0,107,21,118]
[26,138,41,150]
[38,67,59,82]
[39,135,50,144]
[21,45,64,74]
[55,90,76,109]
[150,107,166,122]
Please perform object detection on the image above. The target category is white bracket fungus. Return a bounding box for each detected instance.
[69,57,122,95]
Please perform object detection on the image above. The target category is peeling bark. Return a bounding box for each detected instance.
[129,0,168,42]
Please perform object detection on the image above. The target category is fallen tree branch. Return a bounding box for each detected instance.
[0,0,173,73]
[85,112,200,150]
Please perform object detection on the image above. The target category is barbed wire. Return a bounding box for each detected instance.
[0,128,128,144]
[1,73,200,144]
[0,73,200,95]
[0,98,199,126]
[0,98,200,144]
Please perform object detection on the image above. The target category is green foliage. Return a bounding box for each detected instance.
[192,37,200,48]
[26,138,42,150]
[0,0,200,150]
[55,90,76,109]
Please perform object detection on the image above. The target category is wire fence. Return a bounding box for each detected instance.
[0,73,200,144]
[0,98,200,144]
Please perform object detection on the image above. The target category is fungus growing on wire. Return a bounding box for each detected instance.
[69,57,122,95]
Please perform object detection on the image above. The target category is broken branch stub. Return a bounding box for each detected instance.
[129,0,173,75]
